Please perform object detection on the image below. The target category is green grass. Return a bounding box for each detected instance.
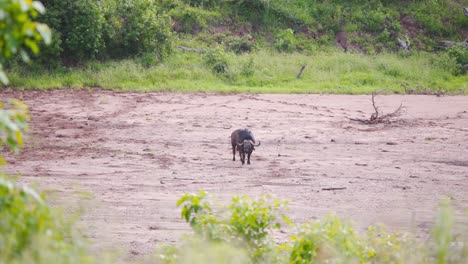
[9,49,468,94]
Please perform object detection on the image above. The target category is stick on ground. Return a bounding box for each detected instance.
[296,65,306,79]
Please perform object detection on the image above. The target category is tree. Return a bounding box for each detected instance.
[0,0,51,84]
[0,99,29,164]
[0,0,49,157]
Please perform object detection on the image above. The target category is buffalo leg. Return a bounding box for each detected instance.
[232,144,236,161]
[247,152,251,165]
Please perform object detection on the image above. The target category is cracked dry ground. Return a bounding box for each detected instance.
[2,89,468,259]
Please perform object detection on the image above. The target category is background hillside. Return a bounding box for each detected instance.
[8,0,468,93]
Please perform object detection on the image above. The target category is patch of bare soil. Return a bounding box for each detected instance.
[2,90,468,260]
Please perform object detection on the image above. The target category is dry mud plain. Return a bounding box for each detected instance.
[2,89,468,259]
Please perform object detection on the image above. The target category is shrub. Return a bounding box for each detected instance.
[0,177,90,264]
[230,0,270,24]
[447,44,468,74]
[290,216,420,263]
[157,238,250,264]
[34,29,63,69]
[358,9,386,33]
[203,47,230,75]
[310,3,343,33]
[169,3,219,34]
[41,0,106,63]
[432,45,468,76]
[240,57,255,77]
[183,0,220,8]
[0,99,29,155]
[275,29,297,53]
[226,35,256,54]
[160,191,468,264]
[104,0,174,61]
[290,215,368,263]
[432,53,462,75]
[175,191,289,263]
[0,0,51,84]
[136,52,160,68]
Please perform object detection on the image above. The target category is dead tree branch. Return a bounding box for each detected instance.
[349,91,404,124]
[322,187,347,191]
[397,36,410,50]
[296,65,306,79]
[176,46,207,53]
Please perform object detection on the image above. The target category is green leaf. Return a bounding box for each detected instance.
[18,0,29,12]
[20,50,30,63]
[32,1,46,14]
[36,24,51,45]
[15,130,23,147]
[24,39,39,54]
[0,70,9,85]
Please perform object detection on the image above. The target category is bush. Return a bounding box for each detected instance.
[433,53,462,75]
[183,0,220,8]
[203,47,230,75]
[157,238,250,264]
[0,100,29,155]
[274,29,296,53]
[41,0,106,63]
[447,44,468,74]
[159,191,468,264]
[136,52,160,68]
[356,9,386,33]
[104,0,174,61]
[169,3,219,34]
[290,216,418,263]
[175,191,289,263]
[240,57,255,77]
[0,177,90,264]
[34,29,63,69]
[432,45,468,76]
[310,3,343,33]
[0,0,51,84]
[226,35,256,54]
[230,0,269,24]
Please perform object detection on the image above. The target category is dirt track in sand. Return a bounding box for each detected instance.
[1,89,468,258]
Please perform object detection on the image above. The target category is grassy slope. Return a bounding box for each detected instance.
[8,0,468,94]
[11,50,467,94]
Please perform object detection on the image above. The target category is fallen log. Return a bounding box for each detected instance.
[176,46,207,53]
[296,65,306,79]
[322,187,347,191]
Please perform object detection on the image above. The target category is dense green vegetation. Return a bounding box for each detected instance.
[6,0,468,93]
[156,191,468,264]
[0,0,50,84]
[0,176,90,264]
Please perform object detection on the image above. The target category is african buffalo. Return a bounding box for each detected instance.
[231,128,261,165]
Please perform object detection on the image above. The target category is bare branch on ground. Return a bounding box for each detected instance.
[349,91,404,124]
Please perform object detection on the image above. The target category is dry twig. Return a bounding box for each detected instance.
[349,91,404,124]
[296,65,306,79]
